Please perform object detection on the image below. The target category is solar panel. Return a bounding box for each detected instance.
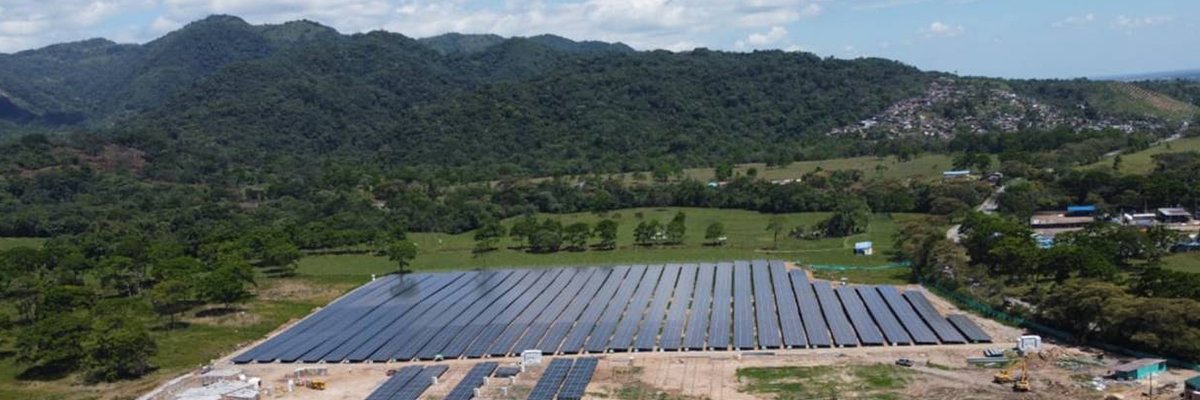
[946,314,992,343]
[386,271,525,361]
[527,359,572,400]
[512,269,597,353]
[540,268,614,354]
[347,273,476,362]
[442,269,557,359]
[659,263,697,350]
[444,362,498,400]
[683,263,715,350]
[388,365,448,400]
[789,270,831,347]
[298,274,446,362]
[238,274,409,363]
[836,286,884,346]
[813,281,858,347]
[276,274,413,362]
[876,286,939,344]
[751,260,782,349]
[903,291,968,344]
[559,266,630,354]
[365,366,422,400]
[732,261,756,349]
[485,269,578,357]
[769,261,807,348]
[584,265,647,353]
[708,262,734,349]
[463,269,565,358]
[608,265,663,351]
[634,264,679,351]
[557,358,599,400]
[855,286,912,345]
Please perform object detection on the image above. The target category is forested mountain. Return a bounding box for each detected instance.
[0,15,1196,183]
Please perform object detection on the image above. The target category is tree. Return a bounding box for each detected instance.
[197,266,250,310]
[473,219,508,253]
[766,216,785,249]
[594,219,618,250]
[508,215,538,248]
[665,212,687,244]
[563,222,592,251]
[150,279,192,328]
[820,199,871,237]
[634,220,661,245]
[1039,279,1127,343]
[258,236,300,277]
[528,220,563,253]
[82,315,156,383]
[386,240,418,274]
[704,222,726,246]
[1112,154,1123,171]
[16,311,90,374]
[715,163,734,181]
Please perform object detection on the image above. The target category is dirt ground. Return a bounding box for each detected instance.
[161,273,1194,400]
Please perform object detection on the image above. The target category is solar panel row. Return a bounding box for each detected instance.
[682,263,715,350]
[903,291,967,344]
[557,358,599,400]
[365,366,422,400]
[659,264,697,350]
[635,264,679,351]
[527,359,572,400]
[390,365,448,400]
[751,260,782,349]
[444,362,498,400]
[769,260,807,348]
[709,262,734,349]
[234,262,986,363]
[946,314,992,343]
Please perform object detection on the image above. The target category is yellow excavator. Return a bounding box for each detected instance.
[993,359,1022,384]
[1012,361,1031,392]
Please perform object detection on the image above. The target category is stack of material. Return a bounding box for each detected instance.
[174,380,258,400]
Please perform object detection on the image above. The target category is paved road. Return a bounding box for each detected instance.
[946,185,1004,243]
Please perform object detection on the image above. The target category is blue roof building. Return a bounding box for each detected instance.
[1066,205,1097,217]
[854,241,873,255]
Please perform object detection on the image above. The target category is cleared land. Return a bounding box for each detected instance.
[0,237,44,251]
[1083,136,1200,174]
[297,208,926,280]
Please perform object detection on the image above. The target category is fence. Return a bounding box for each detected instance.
[919,277,1200,372]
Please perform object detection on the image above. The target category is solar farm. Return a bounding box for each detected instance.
[234,260,989,366]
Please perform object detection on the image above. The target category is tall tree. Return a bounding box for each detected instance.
[704,222,726,246]
[563,222,592,251]
[150,279,192,329]
[766,216,785,249]
[594,219,619,250]
[385,240,418,274]
[666,212,687,244]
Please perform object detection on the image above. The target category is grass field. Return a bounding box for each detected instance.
[298,208,926,284]
[0,237,45,251]
[1162,252,1200,274]
[1082,136,1200,175]
[678,154,961,183]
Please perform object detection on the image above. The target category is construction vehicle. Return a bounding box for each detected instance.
[1012,360,1031,392]
[993,359,1022,384]
[309,380,326,390]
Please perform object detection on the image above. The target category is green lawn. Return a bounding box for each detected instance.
[298,208,926,282]
[1163,252,1200,274]
[1082,136,1200,175]
[0,237,45,251]
[679,154,961,182]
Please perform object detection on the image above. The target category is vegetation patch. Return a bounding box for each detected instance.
[736,364,910,399]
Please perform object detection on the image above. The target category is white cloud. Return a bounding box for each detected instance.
[1052,13,1094,28]
[923,21,964,38]
[1115,15,1174,30]
[746,26,788,45]
[0,0,156,52]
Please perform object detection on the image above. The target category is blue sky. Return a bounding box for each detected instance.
[0,0,1195,78]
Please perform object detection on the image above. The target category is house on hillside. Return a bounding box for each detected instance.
[1109,358,1167,381]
